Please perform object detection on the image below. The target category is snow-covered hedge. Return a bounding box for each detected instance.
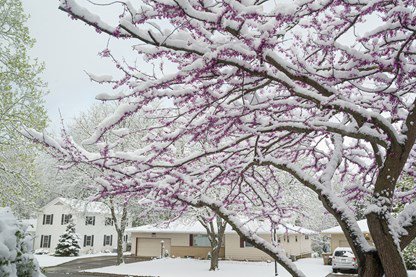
[0,207,43,276]
[404,242,416,270]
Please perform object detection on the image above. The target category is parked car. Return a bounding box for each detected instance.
[332,247,358,273]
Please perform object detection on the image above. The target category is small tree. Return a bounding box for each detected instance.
[197,213,226,271]
[54,219,80,257]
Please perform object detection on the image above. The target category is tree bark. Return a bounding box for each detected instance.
[109,198,128,265]
[210,244,220,271]
[367,213,407,277]
[359,250,384,277]
[116,229,124,265]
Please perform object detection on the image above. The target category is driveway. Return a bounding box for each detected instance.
[43,255,149,277]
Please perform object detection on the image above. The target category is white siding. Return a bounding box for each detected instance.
[34,198,127,254]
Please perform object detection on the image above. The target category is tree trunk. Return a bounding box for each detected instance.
[358,250,384,277]
[116,230,124,265]
[209,244,220,271]
[367,213,407,277]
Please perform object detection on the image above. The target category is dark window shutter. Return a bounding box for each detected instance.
[61,214,64,225]
[189,234,193,246]
[40,235,44,247]
[48,235,51,248]
[93,216,95,226]
[240,237,244,248]
[43,215,46,225]
[50,215,53,225]
[92,235,94,246]
[110,235,113,246]
[103,235,106,246]
[84,235,87,247]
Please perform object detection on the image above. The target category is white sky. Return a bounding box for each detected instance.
[22,0,134,131]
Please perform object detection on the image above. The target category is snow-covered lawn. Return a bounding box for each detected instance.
[35,252,116,267]
[85,258,332,277]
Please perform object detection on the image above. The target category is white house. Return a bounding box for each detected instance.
[35,197,130,254]
[128,218,316,261]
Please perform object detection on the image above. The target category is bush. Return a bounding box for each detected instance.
[403,242,416,270]
[0,207,43,276]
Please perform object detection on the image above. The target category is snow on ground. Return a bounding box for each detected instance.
[85,258,332,277]
[35,252,116,267]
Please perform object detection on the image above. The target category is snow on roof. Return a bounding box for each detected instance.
[321,219,369,234]
[48,197,112,215]
[127,218,317,236]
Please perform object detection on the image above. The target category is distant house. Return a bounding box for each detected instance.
[35,197,130,254]
[321,219,373,252]
[127,219,316,261]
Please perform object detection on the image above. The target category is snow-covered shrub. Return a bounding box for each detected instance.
[34,249,49,255]
[54,220,80,257]
[0,207,43,276]
[403,242,416,270]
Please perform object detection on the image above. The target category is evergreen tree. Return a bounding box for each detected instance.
[54,220,80,257]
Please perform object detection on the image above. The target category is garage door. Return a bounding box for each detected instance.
[136,238,171,257]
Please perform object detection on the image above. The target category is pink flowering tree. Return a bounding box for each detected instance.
[27,0,416,276]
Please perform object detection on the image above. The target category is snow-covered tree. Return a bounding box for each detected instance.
[196,209,226,271]
[54,219,81,257]
[27,0,416,276]
[0,208,43,276]
[0,0,47,216]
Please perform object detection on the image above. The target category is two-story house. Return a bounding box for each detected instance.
[35,197,130,254]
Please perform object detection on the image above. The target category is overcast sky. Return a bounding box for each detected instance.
[22,0,134,131]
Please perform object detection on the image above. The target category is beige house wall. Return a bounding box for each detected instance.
[171,246,225,259]
[225,233,312,261]
[329,233,373,253]
[131,232,225,259]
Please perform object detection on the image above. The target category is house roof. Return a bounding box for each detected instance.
[44,197,113,215]
[127,218,317,236]
[321,219,369,234]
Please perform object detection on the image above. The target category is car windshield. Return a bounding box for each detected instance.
[334,250,354,257]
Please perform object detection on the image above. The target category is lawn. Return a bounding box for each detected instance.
[85,258,332,277]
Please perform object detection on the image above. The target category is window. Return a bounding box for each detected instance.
[105,217,113,226]
[295,236,298,242]
[305,235,309,240]
[61,214,72,225]
[334,250,354,257]
[277,236,281,243]
[85,216,95,225]
[244,241,254,247]
[239,236,254,248]
[192,234,211,247]
[124,234,128,242]
[103,235,112,246]
[42,214,53,225]
[40,235,51,248]
[84,235,94,247]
